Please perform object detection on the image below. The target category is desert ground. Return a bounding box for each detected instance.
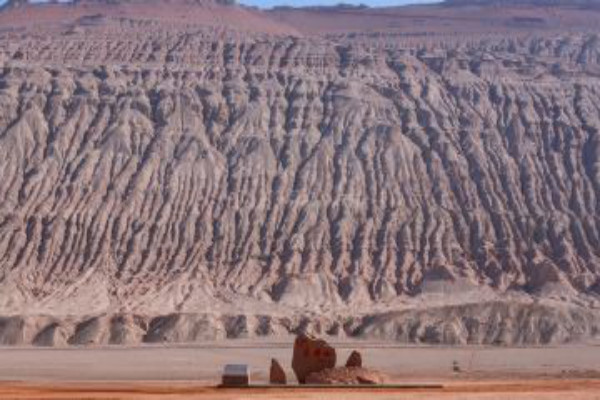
[1,0,600,398]
[1,340,600,399]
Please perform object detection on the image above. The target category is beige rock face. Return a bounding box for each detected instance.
[292,334,336,384]
[0,0,599,346]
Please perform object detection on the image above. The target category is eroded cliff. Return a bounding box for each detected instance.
[0,0,599,345]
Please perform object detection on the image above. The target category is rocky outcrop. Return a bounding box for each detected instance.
[0,302,595,346]
[305,366,389,385]
[292,334,336,384]
[345,351,362,368]
[0,0,599,346]
[270,358,287,384]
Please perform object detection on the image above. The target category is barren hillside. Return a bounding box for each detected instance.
[0,0,599,346]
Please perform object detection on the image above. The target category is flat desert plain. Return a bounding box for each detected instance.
[1,340,600,399]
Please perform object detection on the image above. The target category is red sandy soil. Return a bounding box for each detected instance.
[1,379,600,399]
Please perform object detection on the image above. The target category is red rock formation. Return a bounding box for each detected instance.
[306,367,389,385]
[269,358,286,385]
[345,351,362,368]
[292,334,336,384]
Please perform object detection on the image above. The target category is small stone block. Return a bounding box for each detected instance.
[221,364,250,386]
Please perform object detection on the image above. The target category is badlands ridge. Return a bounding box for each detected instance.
[0,0,599,345]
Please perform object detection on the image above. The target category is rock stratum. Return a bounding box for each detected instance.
[0,0,600,346]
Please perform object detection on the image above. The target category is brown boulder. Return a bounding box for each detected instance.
[305,366,389,385]
[291,334,336,384]
[345,350,362,368]
[269,358,287,385]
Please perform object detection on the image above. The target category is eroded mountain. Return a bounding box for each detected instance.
[0,0,599,346]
